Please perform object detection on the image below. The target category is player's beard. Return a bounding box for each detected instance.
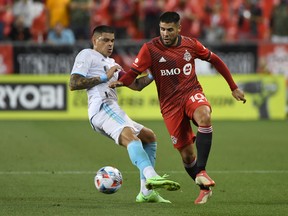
[161,36,178,47]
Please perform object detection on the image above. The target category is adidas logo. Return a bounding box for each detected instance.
[159,57,166,62]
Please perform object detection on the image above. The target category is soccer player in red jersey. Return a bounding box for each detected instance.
[110,11,246,204]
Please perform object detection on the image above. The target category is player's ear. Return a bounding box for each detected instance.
[91,35,97,46]
[91,36,95,44]
[178,24,181,34]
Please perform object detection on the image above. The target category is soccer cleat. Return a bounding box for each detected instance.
[136,190,171,203]
[195,171,216,187]
[145,174,180,191]
[194,188,212,204]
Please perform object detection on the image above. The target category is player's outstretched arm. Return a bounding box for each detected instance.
[128,74,153,91]
[109,76,152,91]
[110,71,153,91]
[208,53,246,104]
[69,74,102,91]
[109,68,143,89]
[69,65,121,91]
[209,52,238,91]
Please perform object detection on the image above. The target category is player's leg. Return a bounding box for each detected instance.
[90,102,156,179]
[193,105,213,172]
[185,92,215,187]
[192,105,215,187]
[163,111,198,178]
[178,144,197,181]
[93,102,180,192]
[120,127,180,192]
[178,143,212,204]
[138,127,157,170]
[181,92,215,204]
[164,112,212,203]
[135,127,171,203]
[163,113,207,186]
[137,127,157,196]
[119,127,160,181]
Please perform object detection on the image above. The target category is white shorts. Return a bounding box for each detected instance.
[89,101,144,144]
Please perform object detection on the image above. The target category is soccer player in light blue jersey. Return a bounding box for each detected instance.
[69,25,180,203]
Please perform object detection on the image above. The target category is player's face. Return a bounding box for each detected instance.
[159,22,180,46]
[93,32,115,57]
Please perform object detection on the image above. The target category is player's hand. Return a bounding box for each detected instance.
[107,65,122,80]
[109,81,123,88]
[232,88,246,104]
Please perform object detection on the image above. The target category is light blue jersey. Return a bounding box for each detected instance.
[71,48,119,119]
[71,48,143,144]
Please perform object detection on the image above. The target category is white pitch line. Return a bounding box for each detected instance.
[0,170,287,175]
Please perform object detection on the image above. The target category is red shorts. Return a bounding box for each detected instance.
[163,91,211,149]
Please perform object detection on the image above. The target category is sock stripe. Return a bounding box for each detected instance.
[183,158,197,168]
[198,126,213,133]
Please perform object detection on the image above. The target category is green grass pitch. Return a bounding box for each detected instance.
[0,120,287,216]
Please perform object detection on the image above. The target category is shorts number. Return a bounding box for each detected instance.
[189,93,207,103]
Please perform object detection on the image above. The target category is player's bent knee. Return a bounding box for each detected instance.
[138,127,157,143]
[119,127,140,147]
[198,115,211,126]
[194,111,211,126]
[194,106,212,126]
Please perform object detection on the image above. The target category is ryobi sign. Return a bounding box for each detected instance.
[0,83,66,110]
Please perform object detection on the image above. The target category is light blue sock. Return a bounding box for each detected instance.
[140,142,157,179]
[127,140,152,177]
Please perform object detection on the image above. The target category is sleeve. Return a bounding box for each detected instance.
[131,43,152,73]
[193,39,237,91]
[119,43,152,86]
[118,70,126,80]
[71,50,91,77]
[209,52,238,91]
[118,69,138,86]
[194,39,212,61]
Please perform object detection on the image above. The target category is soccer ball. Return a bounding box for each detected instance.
[94,166,123,194]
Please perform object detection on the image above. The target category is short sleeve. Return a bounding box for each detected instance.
[71,49,92,77]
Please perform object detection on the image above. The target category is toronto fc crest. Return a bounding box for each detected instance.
[183,50,192,61]
[171,136,178,145]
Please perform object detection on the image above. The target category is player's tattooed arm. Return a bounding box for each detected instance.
[69,74,101,91]
[70,65,122,91]
[128,74,153,91]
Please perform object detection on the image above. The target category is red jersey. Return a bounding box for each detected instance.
[131,36,211,117]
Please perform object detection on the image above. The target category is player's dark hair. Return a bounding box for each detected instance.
[92,25,115,36]
[159,11,180,24]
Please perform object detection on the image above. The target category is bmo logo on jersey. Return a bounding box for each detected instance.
[160,63,192,76]
[0,83,67,110]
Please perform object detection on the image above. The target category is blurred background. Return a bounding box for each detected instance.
[0,2,287,214]
[0,0,287,120]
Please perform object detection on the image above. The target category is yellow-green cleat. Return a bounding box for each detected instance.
[136,191,171,203]
[145,174,180,191]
